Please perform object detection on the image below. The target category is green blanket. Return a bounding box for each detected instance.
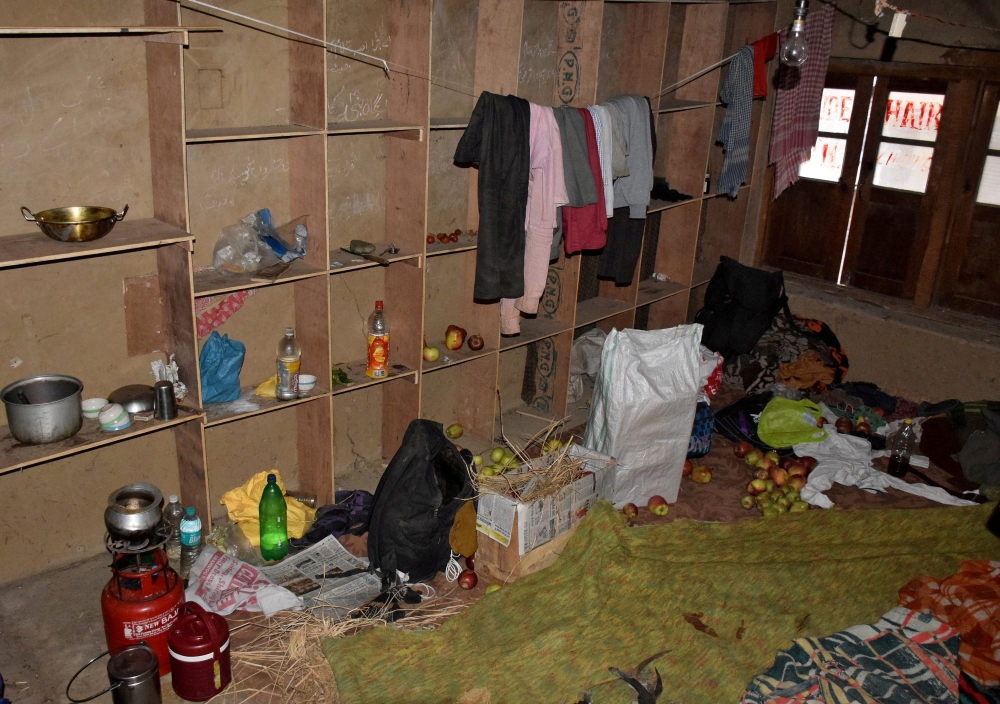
[324,502,1000,703]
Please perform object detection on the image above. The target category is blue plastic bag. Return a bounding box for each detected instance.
[199,331,246,404]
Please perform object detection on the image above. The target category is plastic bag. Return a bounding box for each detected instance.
[584,324,702,506]
[757,396,827,448]
[199,331,245,404]
[212,214,270,275]
[569,328,606,403]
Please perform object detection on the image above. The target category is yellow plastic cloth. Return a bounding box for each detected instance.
[220,470,316,546]
[255,375,278,398]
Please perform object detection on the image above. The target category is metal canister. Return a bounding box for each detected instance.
[153,381,177,421]
[66,643,162,704]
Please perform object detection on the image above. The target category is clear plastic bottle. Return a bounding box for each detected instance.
[259,473,289,562]
[366,301,390,379]
[887,418,917,478]
[276,327,301,401]
[163,495,184,568]
[179,506,203,581]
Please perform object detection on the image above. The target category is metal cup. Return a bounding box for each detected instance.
[153,381,177,421]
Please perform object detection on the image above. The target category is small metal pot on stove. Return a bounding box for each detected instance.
[104,483,163,541]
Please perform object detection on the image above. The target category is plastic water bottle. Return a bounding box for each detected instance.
[366,301,390,379]
[163,495,184,568]
[259,473,289,562]
[887,418,917,478]
[276,327,301,401]
[179,506,203,581]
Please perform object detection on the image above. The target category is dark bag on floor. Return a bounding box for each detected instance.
[291,490,373,549]
[695,257,790,361]
[368,420,475,585]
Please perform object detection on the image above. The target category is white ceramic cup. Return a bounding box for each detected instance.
[98,403,130,430]
[298,374,317,393]
[82,398,108,419]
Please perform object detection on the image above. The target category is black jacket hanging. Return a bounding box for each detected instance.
[454,92,531,300]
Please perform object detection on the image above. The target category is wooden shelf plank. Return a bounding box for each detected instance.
[575,296,633,327]
[656,99,719,114]
[330,358,417,396]
[430,117,469,130]
[426,232,478,257]
[329,243,421,274]
[0,26,217,35]
[186,124,323,143]
[193,258,328,297]
[500,316,572,350]
[327,120,423,136]
[421,344,497,373]
[637,279,687,307]
[0,411,201,476]
[0,218,193,270]
[204,386,330,427]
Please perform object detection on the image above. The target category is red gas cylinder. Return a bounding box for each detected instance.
[168,602,232,701]
[101,547,184,676]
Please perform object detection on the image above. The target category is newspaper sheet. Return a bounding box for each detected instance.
[261,535,383,619]
[475,492,517,548]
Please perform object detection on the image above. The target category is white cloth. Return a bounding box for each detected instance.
[795,425,976,509]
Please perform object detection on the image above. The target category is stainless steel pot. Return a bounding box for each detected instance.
[21,204,128,243]
[66,643,161,704]
[105,483,163,541]
[1,375,83,444]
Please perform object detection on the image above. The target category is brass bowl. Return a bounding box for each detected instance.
[21,204,128,243]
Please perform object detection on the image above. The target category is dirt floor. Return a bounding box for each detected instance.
[1,418,978,703]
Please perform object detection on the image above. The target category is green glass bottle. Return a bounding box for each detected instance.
[259,473,289,561]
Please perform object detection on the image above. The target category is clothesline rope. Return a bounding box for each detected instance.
[654,52,738,99]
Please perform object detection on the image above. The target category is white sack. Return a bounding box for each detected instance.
[584,324,702,506]
[569,328,607,403]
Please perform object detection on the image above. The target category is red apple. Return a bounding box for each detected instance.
[691,466,712,484]
[764,451,780,465]
[835,417,854,434]
[787,475,807,491]
[467,334,484,351]
[756,458,776,473]
[647,495,669,516]
[458,569,477,590]
[779,456,797,470]
[799,456,818,471]
[733,441,753,459]
[622,503,639,518]
[753,467,768,480]
[769,467,788,487]
[744,448,763,466]
[445,325,467,351]
[465,554,475,571]
[747,478,768,496]
[856,419,871,435]
[683,459,693,477]
[817,417,828,428]
[786,463,808,479]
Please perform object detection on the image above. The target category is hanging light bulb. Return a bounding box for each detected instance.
[780,0,810,67]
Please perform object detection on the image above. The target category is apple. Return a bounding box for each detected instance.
[790,500,809,513]
[423,345,441,362]
[817,417,828,427]
[835,417,854,434]
[787,475,807,491]
[458,569,478,590]
[622,503,639,518]
[779,456,797,470]
[733,441,754,459]
[855,419,871,435]
[764,451,780,465]
[768,467,788,487]
[799,456,818,471]
[691,466,712,484]
[740,495,755,510]
[756,494,771,508]
[756,458,776,473]
[683,459,693,477]
[427,234,436,245]
[490,447,506,464]
[786,463,808,479]
[747,478,768,496]
[753,467,768,480]
[773,503,788,514]
[647,496,669,516]
[744,449,763,466]
[467,334,484,351]
[485,583,501,594]
[765,479,775,493]
[472,454,483,467]
[479,466,499,477]
[762,506,779,518]
[445,423,464,439]
[465,554,475,571]
[445,325,467,351]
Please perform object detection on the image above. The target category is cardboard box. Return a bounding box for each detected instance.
[475,445,615,582]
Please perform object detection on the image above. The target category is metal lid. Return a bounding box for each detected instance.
[107,644,158,683]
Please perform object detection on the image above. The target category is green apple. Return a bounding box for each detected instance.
[490,447,506,463]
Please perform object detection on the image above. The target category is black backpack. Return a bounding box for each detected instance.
[367,420,475,585]
[695,256,791,361]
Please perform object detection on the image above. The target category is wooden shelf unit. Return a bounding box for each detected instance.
[0,0,776,573]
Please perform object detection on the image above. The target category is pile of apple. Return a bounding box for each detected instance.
[682,459,712,484]
[423,326,485,362]
[733,441,817,517]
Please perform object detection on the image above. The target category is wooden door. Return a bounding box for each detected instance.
[763,75,871,281]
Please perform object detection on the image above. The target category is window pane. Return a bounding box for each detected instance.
[798,136,847,181]
[977,155,1000,206]
[818,88,855,134]
[882,91,944,142]
[990,103,1000,151]
[872,141,934,193]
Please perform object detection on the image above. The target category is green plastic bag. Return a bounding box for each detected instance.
[757,397,828,448]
